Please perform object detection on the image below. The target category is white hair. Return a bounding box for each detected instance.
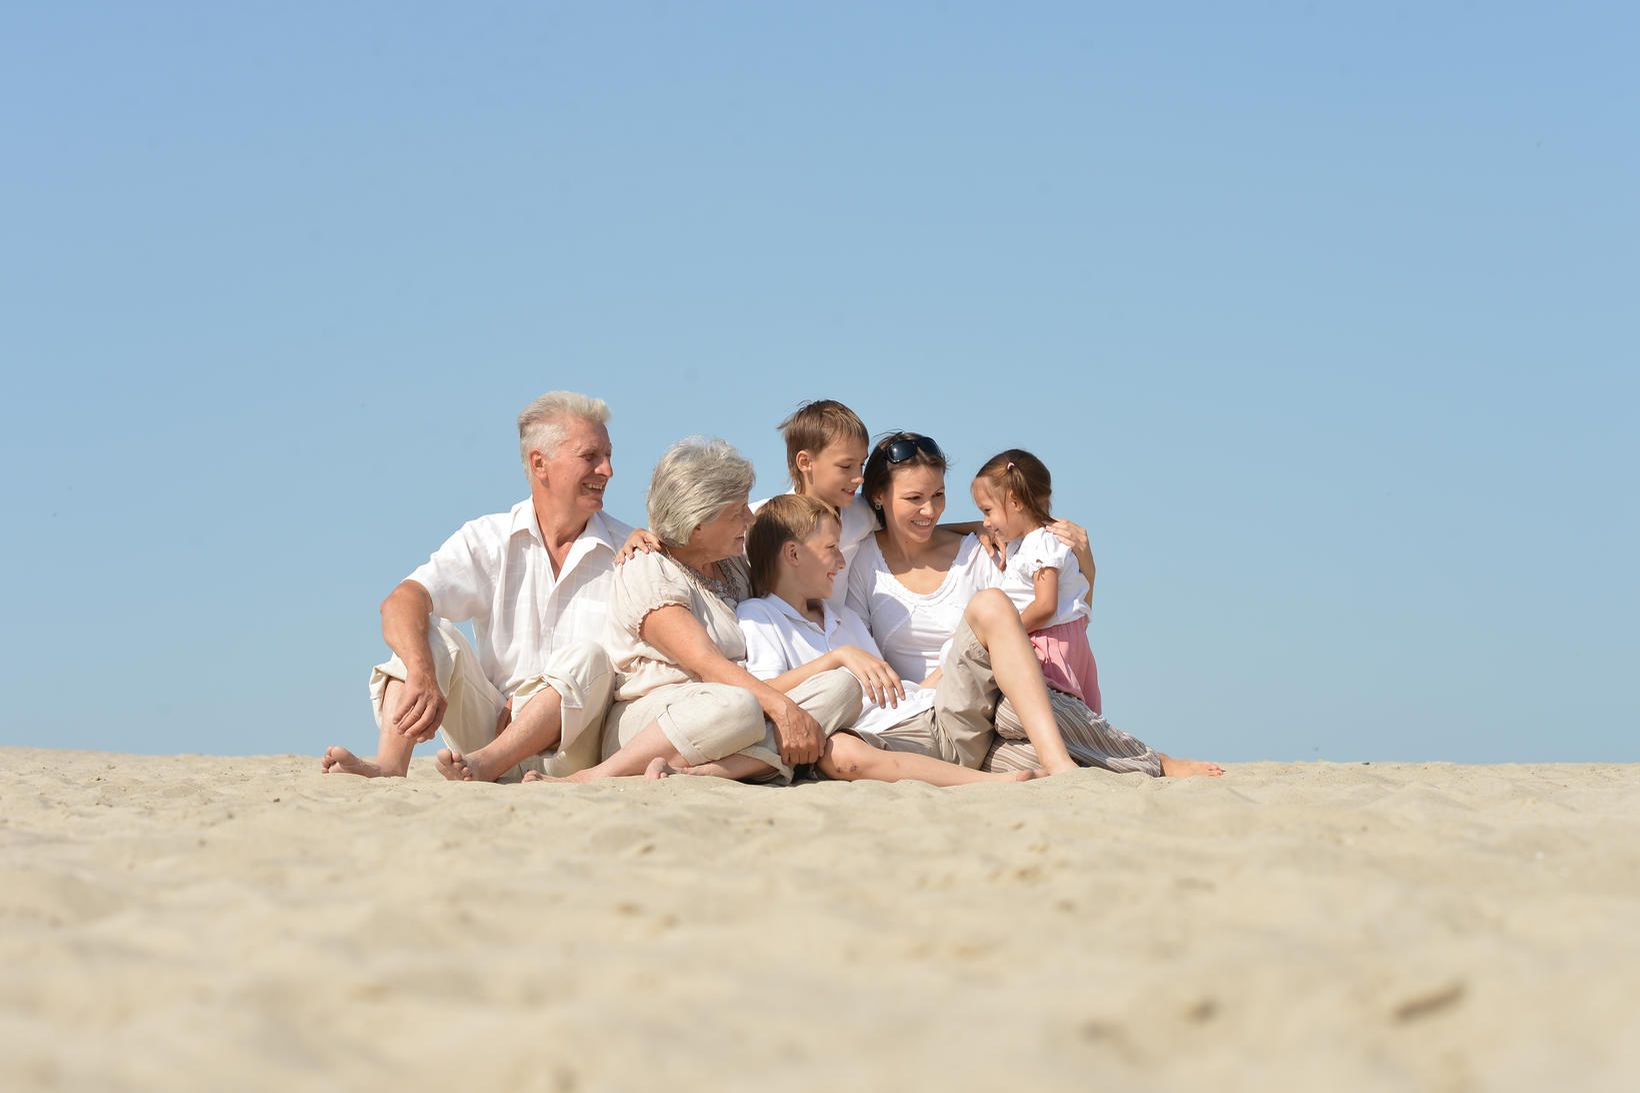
[517,391,610,469]
[648,437,756,546]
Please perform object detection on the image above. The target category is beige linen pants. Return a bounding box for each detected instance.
[603,668,862,785]
[369,619,615,782]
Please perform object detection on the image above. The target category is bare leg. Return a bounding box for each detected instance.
[820,734,1037,787]
[521,720,774,784]
[322,678,416,778]
[1160,754,1226,778]
[435,686,565,783]
[964,590,1078,775]
[674,754,776,780]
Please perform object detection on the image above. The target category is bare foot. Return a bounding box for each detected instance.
[522,770,583,784]
[321,746,402,778]
[643,757,673,780]
[436,748,477,782]
[1160,754,1225,778]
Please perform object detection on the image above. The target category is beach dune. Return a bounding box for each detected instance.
[2,748,1637,1091]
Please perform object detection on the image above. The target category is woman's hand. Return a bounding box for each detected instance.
[616,527,663,564]
[831,645,906,709]
[976,528,1006,568]
[767,695,824,766]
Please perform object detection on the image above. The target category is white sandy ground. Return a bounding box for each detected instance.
[2,750,1638,1092]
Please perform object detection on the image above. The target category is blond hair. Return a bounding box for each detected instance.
[746,494,840,596]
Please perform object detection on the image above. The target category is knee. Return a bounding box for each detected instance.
[818,735,869,781]
[718,688,767,751]
[810,669,863,730]
[549,640,613,689]
[964,588,1012,631]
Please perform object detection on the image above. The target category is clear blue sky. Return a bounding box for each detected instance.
[3,3,1634,762]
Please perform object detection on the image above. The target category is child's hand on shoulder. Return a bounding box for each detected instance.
[617,527,663,564]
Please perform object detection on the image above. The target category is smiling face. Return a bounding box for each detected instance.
[688,497,756,563]
[531,417,614,517]
[785,517,845,602]
[796,438,869,511]
[971,477,1033,541]
[873,464,947,545]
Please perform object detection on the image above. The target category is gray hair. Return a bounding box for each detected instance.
[517,391,611,468]
[648,437,756,546]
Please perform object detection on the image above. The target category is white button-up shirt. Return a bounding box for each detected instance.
[736,593,935,738]
[407,502,634,697]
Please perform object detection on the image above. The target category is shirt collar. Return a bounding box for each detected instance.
[508,502,620,555]
[765,593,837,635]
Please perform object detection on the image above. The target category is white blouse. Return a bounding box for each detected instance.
[845,533,996,684]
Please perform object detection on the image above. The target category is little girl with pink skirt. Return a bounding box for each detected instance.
[970,449,1102,715]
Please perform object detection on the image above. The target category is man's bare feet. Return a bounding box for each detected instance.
[1159,754,1226,778]
[435,748,476,782]
[643,757,673,780]
[321,746,403,778]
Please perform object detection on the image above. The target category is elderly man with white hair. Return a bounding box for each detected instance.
[322,391,644,782]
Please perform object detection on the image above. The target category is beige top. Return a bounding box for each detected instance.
[607,550,754,702]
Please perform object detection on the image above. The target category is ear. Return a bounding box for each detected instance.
[782,540,802,566]
[528,449,550,482]
[794,450,815,476]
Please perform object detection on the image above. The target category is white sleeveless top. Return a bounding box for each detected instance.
[845,532,997,683]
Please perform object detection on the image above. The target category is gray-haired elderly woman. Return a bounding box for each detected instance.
[527,437,861,784]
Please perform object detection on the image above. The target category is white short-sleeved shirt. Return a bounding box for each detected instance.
[750,493,876,610]
[605,550,753,702]
[845,533,995,684]
[736,594,935,738]
[407,503,635,698]
[993,527,1091,629]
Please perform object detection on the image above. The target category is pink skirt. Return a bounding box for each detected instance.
[1030,618,1102,716]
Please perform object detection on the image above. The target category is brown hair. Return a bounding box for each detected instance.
[777,400,869,492]
[974,449,1053,524]
[746,494,840,597]
[862,432,949,529]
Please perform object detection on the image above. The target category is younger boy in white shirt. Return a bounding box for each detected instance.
[736,494,1036,786]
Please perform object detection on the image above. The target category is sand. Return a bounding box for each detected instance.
[1,749,1637,1091]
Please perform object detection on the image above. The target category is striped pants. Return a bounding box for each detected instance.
[985,691,1162,777]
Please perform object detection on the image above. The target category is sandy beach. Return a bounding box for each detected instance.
[1,749,1637,1091]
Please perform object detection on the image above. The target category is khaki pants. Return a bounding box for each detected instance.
[604,668,862,785]
[854,622,999,768]
[369,619,615,782]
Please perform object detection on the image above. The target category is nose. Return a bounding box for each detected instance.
[597,454,614,478]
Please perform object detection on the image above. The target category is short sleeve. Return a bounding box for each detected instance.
[406,521,492,623]
[845,538,876,622]
[838,495,876,551]
[1012,530,1071,583]
[610,551,694,637]
[735,600,793,681]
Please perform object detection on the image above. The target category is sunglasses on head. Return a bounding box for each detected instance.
[884,436,943,465]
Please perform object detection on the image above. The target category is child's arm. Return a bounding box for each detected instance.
[1020,567,1060,631]
[763,646,906,709]
[941,520,1004,565]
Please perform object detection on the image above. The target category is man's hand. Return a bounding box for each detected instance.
[392,671,449,742]
[616,528,663,564]
[769,695,824,767]
[831,646,906,709]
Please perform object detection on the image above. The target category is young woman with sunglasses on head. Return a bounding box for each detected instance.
[846,433,1223,778]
